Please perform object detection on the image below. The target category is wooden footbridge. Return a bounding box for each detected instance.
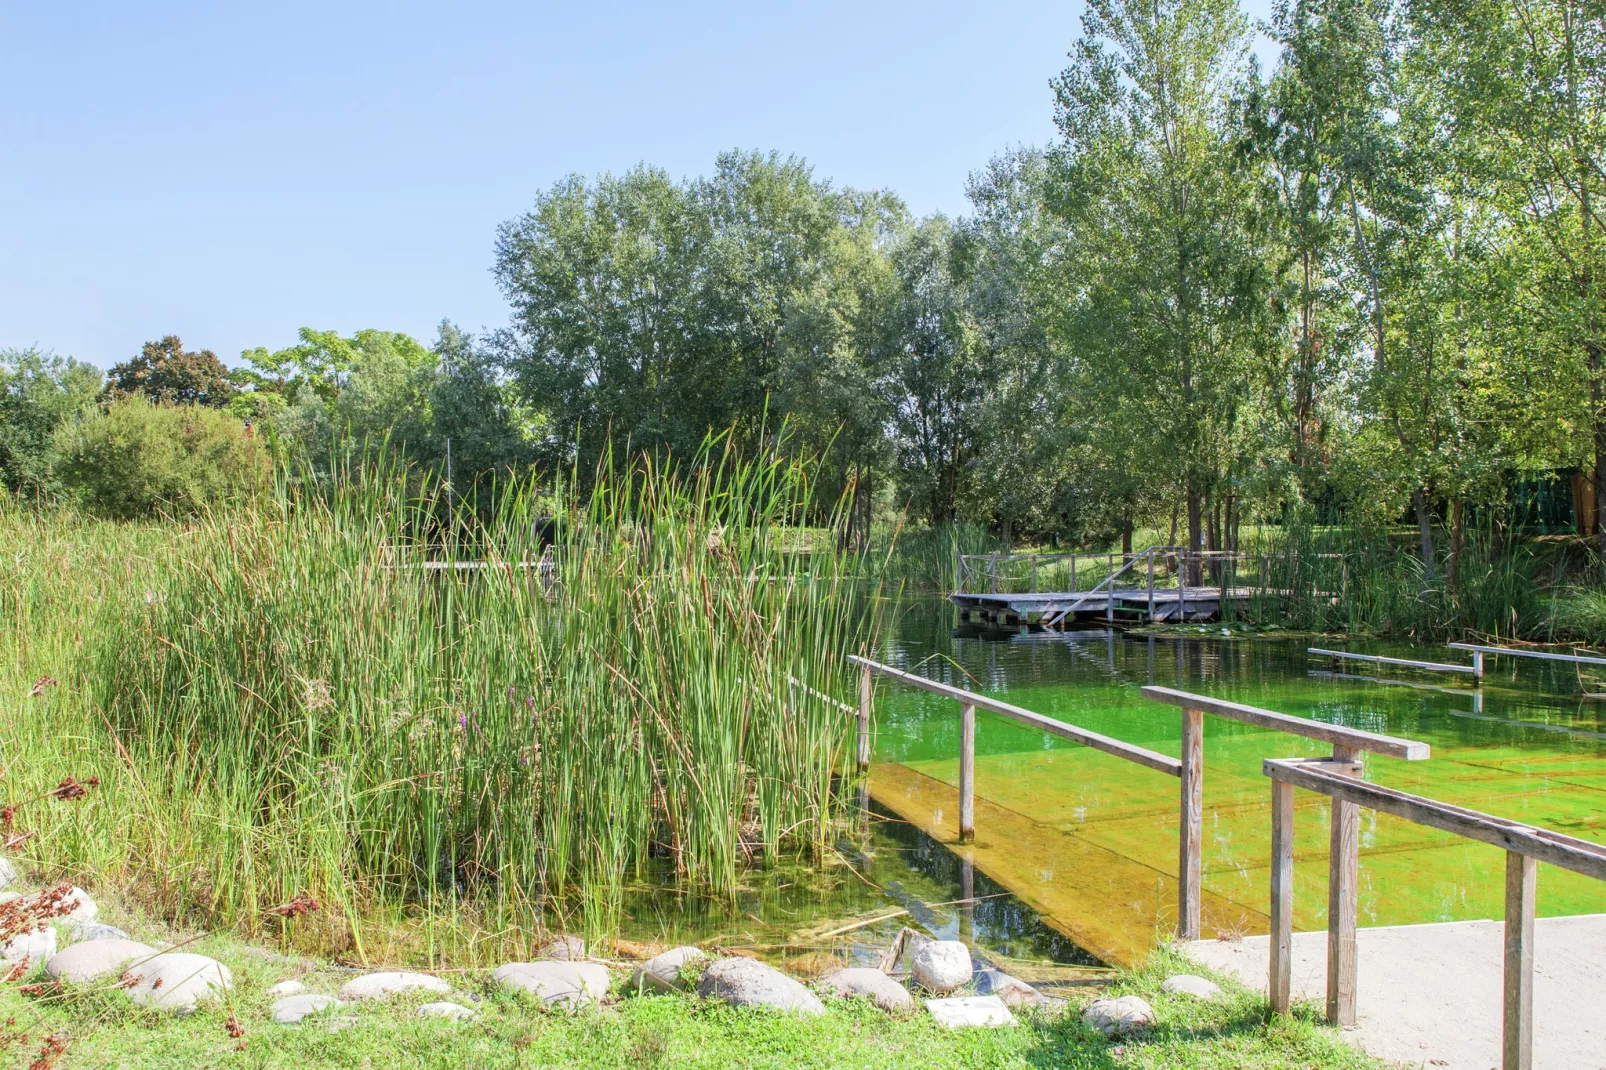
[952,547,1278,627]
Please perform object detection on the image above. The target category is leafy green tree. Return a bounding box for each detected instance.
[1050,0,1266,562]
[0,348,103,498]
[865,216,991,527]
[55,397,269,518]
[106,336,236,407]
[1412,0,1606,555]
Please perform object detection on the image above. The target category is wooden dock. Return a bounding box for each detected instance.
[952,548,1278,628]
[952,586,1263,627]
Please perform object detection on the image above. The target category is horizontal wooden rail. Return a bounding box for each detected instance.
[847,656,1181,776]
[1449,641,1606,682]
[1265,758,1606,880]
[1308,647,1476,676]
[1141,686,1431,760]
[1263,757,1606,1070]
[1142,686,1429,964]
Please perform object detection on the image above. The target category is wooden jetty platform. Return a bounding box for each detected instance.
[953,586,1258,626]
[952,547,1273,627]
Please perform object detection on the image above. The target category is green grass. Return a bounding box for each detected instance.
[0,925,1378,1070]
[0,438,880,962]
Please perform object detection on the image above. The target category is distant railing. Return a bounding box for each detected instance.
[849,653,1428,943]
[1263,756,1606,1068]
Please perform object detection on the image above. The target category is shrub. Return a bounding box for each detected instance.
[55,397,269,518]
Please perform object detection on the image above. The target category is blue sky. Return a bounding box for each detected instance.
[3,1,1277,369]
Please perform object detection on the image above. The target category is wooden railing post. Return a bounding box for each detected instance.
[1327,744,1360,1027]
[1269,778,1294,1014]
[1147,550,1156,621]
[857,663,872,773]
[958,702,976,842]
[1503,850,1535,1070]
[1177,705,1203,940]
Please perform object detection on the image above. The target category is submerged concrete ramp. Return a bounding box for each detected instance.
[1188,915,1606,1070]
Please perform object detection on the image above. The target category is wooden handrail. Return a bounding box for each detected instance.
[1265,758,1606,879]
[846,656,1181,776]
[1308,647,1477,676]
[1141,686,1431,761]
[1263,756,1606,1070]
[1449,641,1606,681]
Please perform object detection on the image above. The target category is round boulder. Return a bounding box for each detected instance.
[1161,974,1222,1000]
[123,952,232,1013]
[2,926,55,966]
[537,935,586,961]
[1082,995,1155,1037]
[337,971,451,1002]
[696,957,824,1016]
[909,941,972,993]
[817,967,914,1013]
[493,961,611,1006]
[267,979,307,997]
[272,994,340,1024]
[974,968,1040,1008]
[0,857,17,890]
[72,924,130,943]
[44,938,155,984]
[630,946,709,993]
[417,1001,476,1020]
[57,887,97,929]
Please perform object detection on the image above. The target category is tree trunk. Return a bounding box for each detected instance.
[1187,478,1202,586]
[1594,339,1606,563]
[1122,517,1133,556]
[1168,500,1180,548]
[1448,498,1465,589]
[1412,487,1436,582]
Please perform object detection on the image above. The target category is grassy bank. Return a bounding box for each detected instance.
[0,901,1377,1070]
[0,443,876,961]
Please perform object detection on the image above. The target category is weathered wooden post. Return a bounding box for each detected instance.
[1269,778,1295,1014]
[1147,550,1156,621]
[857,663,873,773]
[1473,649,1485,681]
[1327,744,1360,1027]
[958,702,976,842]
[1503,851,1535,1070]
[1030,557,1038,593]
[1177,705,1204,940]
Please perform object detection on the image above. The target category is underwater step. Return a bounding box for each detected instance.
[868,761,1264,967]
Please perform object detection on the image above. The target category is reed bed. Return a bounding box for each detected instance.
[0,440,876,959]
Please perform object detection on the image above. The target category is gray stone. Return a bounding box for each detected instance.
[974,968,1040,1008]
[0,857,16,891]
[925,995,1017,1029]
[272,994,341,1024]
[1161,973,1222,1000]
[57,887,97,929]
[493,961,611,1006]
[631,946,709,993]
[123,952,232,1013]
[337,971,451,1001]
[44,938,155,983]
[696,957,823,1016]
[817,967,914,1013]
[2,926,54,966]
[72,924,130,943]
[267,979,307,997]
[537,934,587,960]
[1082,995,1155,1036]
[416,1001,476,1020]
[909,940,971,993]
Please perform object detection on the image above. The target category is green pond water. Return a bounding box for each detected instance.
[868,597,1606,962]
[607,596,1605,970]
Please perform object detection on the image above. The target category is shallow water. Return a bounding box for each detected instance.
[867,597,1606,964]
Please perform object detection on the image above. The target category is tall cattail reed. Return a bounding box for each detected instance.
[2,434,876,956]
